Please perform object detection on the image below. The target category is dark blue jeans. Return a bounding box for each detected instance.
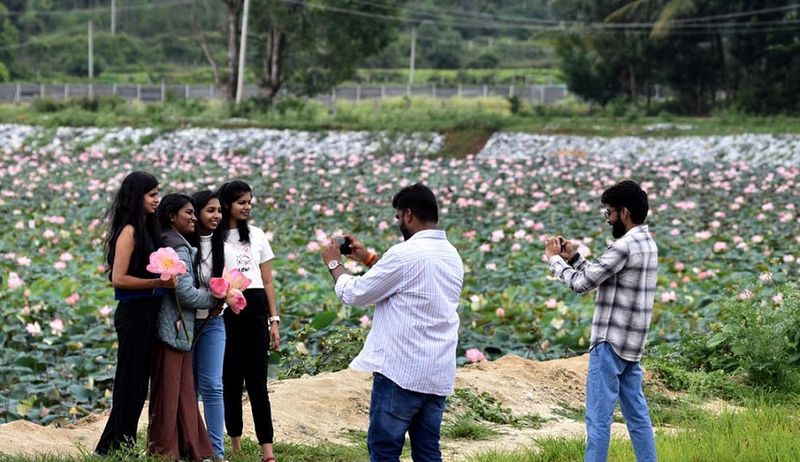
[368,373,447,462]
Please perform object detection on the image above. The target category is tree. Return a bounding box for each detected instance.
[0,3,19,80]
[250,0,408,101]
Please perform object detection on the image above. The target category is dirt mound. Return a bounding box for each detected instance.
[0,354,634,460]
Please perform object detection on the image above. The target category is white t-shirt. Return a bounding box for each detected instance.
[224,225,274,290]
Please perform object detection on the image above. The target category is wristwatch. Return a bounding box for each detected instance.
[268,315,281,324]
[327,260,342,271]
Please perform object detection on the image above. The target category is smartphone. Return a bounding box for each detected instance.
[336,236,353,255]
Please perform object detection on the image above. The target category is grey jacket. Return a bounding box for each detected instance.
[157,230,218,351]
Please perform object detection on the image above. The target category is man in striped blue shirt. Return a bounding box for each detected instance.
[322,183,464,462]
[546,180,658,462]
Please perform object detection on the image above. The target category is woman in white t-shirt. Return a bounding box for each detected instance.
[217,180,280,462]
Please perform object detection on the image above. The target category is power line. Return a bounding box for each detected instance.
[671,3,800,24]
[2,0,202,18]
[343,0,800,31]
[273,0,800,35]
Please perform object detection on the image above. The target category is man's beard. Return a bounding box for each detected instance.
[612,219,627,239]
[399,221,412,241]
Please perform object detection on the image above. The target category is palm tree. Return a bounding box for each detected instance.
[606,0,696,39]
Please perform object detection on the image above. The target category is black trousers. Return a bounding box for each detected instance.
[223,288,274,444]
[96,297,161,454]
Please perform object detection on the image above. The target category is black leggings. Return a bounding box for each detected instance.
[223,288,274,444]
[96,297,161,454]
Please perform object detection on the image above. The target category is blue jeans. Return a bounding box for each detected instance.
[368,373,446,462]
[193,316,226,459]
[585,342,657,462]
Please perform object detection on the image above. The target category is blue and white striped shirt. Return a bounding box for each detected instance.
[335,229,464,396]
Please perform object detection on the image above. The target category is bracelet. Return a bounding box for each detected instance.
[268,315,280,324]
[364,252,377,267]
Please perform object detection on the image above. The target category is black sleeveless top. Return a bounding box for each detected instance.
[112,227,164,301]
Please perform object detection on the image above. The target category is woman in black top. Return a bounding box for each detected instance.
[95,171,177,454]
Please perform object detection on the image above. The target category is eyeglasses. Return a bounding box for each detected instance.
[603,208,615,220]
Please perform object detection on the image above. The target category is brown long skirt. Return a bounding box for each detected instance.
[148,341,213,461]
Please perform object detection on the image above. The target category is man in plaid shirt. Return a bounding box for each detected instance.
[546,180,658,462]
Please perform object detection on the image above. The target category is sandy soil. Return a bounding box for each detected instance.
[0,354,642,460]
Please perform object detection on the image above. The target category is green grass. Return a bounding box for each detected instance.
[552,402,585,421]
[0,433,371,462]
[465,403,800,462]
[442,415,500,440]
[349,67,564,85]
[26,67,563,86]
[5,96,800,140]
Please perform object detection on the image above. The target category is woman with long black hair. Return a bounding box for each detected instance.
[217,180,280,462]
[148,193,217,461]
[189,190,227,461]
[96,171,176,455]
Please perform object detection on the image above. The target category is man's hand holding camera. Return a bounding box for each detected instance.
[545,235,578,262]
[322,235,378,282]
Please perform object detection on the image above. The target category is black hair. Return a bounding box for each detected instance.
[217,180,252,243]
[391,182,439,223]
[601,180,649,224]
[104,171,160,280]
[156,193,193,232]
[190,190,225,280]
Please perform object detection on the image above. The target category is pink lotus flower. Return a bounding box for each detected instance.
[772,293,784,305]
[210,267,253,313]
[660,291,677,303]
[465,348,487,363]
[359,315,371,328]
[146,247,188,281]
[7,272,24,290]
[226,289,247,314]
[99,305,113,317]
[496,308,505,318]
[65,293,80,306]
[25,322,42,337]
[209,277,230,298]
[738,290,753,300]
[223,267,252,290]
[713,242,728,253]
[545,298,558,309]
[49,318,65,335]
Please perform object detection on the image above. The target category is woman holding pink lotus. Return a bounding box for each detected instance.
[188,190,228,461]
[148,193,222,461]
[217,180,280,462]
[96,171,175,455]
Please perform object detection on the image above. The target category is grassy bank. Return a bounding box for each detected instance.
[467,402,800,462]
[2,97,800,140]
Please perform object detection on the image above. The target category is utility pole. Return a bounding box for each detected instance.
[408,24,416,86]
[236,0,251,103]
[111,0,116,34]
[88,20,94,79]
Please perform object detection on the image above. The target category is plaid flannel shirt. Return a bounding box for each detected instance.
[549,225,658,362]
